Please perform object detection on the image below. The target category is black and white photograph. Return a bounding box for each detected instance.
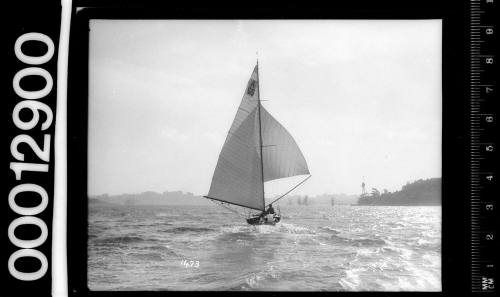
[87,20,442,291]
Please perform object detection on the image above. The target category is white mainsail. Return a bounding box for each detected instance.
[206,64,309,211]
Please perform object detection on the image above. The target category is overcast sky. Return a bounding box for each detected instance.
[88,20,442,197]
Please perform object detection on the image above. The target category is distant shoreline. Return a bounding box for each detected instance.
[89,178,441,207]
[89,201,441,208]
[89,191,358,206]
[356,178,441,206]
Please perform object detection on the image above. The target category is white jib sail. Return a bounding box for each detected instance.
[207,64,309,211]
[260,106,310,182]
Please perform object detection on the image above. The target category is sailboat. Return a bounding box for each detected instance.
[204,62,311,225]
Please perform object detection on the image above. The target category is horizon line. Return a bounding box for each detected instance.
[89,176,441,198]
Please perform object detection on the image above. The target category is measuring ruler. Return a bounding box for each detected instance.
[470,0,497,293]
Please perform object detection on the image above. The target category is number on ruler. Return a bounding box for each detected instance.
[486,57,494,64]
[485,87,493,94]
[486,175,494,181]
[486,0,494,4]
[482,277,494,290]
[485,204,493,211]
[486,145,494,152]
[486,28,494,35]
[486,116,494,123]
[485,233,494,240]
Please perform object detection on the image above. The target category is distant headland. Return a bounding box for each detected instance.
[357,178,441,206]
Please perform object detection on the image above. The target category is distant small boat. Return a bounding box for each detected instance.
[302,196,309,206]
[204,62,311,225]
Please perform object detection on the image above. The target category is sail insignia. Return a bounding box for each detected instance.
[247,79,257,96]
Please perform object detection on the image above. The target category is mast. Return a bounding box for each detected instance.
[256,60,266,209]
[205,62,310,212]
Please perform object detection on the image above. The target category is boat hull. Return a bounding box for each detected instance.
[246,215,281,225]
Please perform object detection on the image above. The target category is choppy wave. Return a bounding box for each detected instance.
[319,226,341,234]
[142,244,179,256]
[93,235,150,245]
[318,233,386,247]
[89,204,441,291]
[218,223,317,235]
[350,238,386,247]
[416,238,441,250]
[164,226,214,233]
[340,258,441,292]
[126,252,164,261]
[278,223,316,234]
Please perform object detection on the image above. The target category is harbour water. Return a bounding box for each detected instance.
[88,203,441,291]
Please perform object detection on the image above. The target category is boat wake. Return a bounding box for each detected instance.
[218,222,317,236]
[278,223,316,234]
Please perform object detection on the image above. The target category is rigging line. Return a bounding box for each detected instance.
[267,175,312,206]
[209,199,248,219]
[204,195,264,211]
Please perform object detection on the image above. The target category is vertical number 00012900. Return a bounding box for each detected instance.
[8,32,55,281]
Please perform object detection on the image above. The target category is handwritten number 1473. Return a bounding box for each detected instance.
[181,260,199,268]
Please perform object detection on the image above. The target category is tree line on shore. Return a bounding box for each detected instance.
[357,178,441,206]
